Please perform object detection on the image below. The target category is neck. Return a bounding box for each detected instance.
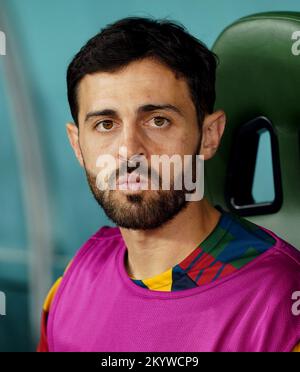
[120,197,221,280]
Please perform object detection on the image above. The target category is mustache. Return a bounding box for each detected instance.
[107,159,161,188]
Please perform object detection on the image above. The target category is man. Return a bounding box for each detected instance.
[38,17,300,352]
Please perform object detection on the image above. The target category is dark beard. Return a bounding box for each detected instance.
[83,136,202,231]
[85,170,188,230]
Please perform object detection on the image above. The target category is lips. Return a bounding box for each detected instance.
[116,173,148,190]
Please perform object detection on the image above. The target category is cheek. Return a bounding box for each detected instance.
[166,134,197,156]
[79,133,122,182]
[183,126,201,153]
[79,133,105,169]
[160,133,200,181]
[163,121,199,154]
[148,139,196,182]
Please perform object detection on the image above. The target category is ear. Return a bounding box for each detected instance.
[66,123,84,167]
[200,110,226,160]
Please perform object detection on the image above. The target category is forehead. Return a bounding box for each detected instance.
[76,58,195,118]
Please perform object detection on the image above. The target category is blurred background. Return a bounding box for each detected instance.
[0,0,299,352]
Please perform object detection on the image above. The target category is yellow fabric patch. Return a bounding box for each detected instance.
[43,277,62,312]
[42,260,72,312]
[138,268,173,291]
[292,342,300,352]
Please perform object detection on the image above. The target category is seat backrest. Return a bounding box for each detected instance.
[207,12,300,248]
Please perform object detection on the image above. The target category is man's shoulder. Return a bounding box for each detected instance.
[269,237,300,275]
[42,226,122,313]
[223,211,300,277]
[254,222,300,269]
[250,229,300,295]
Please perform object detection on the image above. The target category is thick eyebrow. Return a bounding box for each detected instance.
[137,104,184,117]
[84,104,184,123]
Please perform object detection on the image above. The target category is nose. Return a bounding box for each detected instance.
[118,122,146,162]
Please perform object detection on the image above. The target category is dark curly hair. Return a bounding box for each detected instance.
[67,16,218,126]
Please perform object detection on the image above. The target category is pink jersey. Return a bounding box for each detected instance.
[47,226,300,352]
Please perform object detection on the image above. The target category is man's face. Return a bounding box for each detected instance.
[67,58,213,230]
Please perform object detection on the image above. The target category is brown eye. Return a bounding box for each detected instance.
[153,117,169,127]
[96,120,114,131]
